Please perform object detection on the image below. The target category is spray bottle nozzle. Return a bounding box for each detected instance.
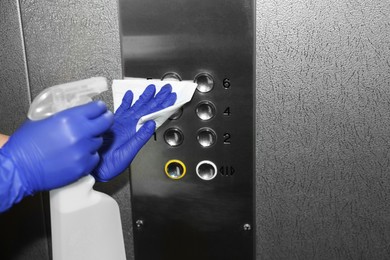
[28,77,108,121]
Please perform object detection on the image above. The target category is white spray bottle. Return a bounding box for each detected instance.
[27,77,126,260]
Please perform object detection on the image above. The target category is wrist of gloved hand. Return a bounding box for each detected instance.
[0,149,32,212]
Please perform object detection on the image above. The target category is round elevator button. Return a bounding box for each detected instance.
[197,128,216,147]
[196,101,215,121]
[195,73,214,93]
[169,107,183,120]
[164,128,184,147]
[196,160,217,181]
[165,159,186,180]
[161,72,182,81]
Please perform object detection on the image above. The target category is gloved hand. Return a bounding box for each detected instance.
[92,84,177,182]
[0,101,113,212]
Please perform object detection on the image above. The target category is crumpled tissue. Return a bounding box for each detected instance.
[112,78,197,130]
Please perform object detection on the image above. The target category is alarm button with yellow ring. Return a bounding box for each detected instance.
[164,159,186,180]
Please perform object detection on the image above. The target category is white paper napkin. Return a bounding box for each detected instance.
[112,78,197,130]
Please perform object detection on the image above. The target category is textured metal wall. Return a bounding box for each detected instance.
[0,0,30,134]
[0,1,49,259]
[256,1,390,259]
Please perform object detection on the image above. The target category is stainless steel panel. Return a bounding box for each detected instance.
[120,1,255,259]
[0,1,49,259]
[256,1,390,259]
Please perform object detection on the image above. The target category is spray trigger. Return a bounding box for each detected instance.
[28,77,108,121]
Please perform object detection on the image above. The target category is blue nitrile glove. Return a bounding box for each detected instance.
[92,84,177,182]
[0,101,113,212]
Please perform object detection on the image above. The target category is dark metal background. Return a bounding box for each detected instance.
[119,0,255,259]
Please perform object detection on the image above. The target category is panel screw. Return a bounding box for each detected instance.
[243,223,251,231]
[136,220,144,229]
[223,78,231,89]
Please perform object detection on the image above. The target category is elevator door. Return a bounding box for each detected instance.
[120,1,255,259]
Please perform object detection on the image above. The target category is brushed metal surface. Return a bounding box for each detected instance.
[256,1,390,259]
[120,0,255,259]
[0,1,49,260]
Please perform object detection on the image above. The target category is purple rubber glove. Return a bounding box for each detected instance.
[92,84,177,182]
[0,101,113,212]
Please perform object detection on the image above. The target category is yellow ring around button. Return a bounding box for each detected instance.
[165,159,186,180]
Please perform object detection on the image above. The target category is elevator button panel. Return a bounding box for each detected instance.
[120,0,254,259]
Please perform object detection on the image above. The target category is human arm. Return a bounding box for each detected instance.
[0,101,113,212]
[91,84,176,182]
[0,134,9,148]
